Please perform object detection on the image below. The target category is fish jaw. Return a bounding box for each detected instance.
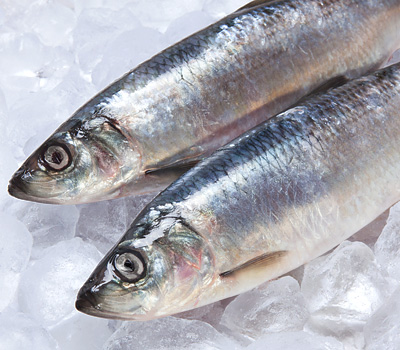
[8,172,66,204]
[8,116,143,204]
[76,218,216,320]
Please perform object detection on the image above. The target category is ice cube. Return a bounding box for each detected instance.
[0,311,57,350]
[0,212,32,312]
[72,0,134,14]
[164,11,214,44]
[0,146,17,204]
[349,209,389,248]
[91,27,164,90]
[246,331,344,350]
[0,36,73,105]
[14,202,79,259]
[0,6,4,25]
[301,241,394,347]
[72,0,104,15]
[0,83,6,115]
[103,317,239,350]
[124,0,204,32]
[175,300,227,329]
[49,313,113,350]
[0,33,48,96]
[76,194,155,253]
[364,286,400,350]
[51,65,98,116]
[73,7,140,74]
[20,2,76,47]
[18,238,102,327]
[102,0,139,11]
[76,198,128,253]
[7,89,74,161]
[202,0,250,19]
[374,202,400,282]
[220,276,309,340]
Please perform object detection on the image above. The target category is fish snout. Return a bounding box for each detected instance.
[8,170,31,201]
[7,171,61,204]
[75,285,98,314]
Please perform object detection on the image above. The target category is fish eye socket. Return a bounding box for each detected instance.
[114,251,146,283]
[43,145,71,171]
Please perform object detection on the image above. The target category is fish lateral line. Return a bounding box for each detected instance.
[219,250,288,278]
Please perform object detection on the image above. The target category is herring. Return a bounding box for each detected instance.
[76,62,400,320]
[8,0,400,204]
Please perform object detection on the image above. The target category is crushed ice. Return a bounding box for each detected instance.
[1,1,400,349]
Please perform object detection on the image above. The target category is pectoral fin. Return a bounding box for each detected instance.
[220,250,288,279]
[144,160,200,182]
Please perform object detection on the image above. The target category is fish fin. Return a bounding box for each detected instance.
[292,75,349,107]
[312,75,349,94]
[220,250,288,278]
[145,160,200,177]
[235,0,279,12]
[139,159,201,192]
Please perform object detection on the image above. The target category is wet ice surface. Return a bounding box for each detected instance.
[301,241,394,349]
[18,238,103,327]
[104,317,239,350]
[75,194,156,253]
[220,276,310,340]
[0,312,57,350]
[1,0,400,349]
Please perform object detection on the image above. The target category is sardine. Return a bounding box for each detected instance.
[75,62,400,320]
[8,0,400,204]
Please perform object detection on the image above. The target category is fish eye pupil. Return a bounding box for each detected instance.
[115,251,146,283]
[43,145,70,171]
[51,150,63,164]
[124,259,134,270]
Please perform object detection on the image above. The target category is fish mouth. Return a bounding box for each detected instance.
[8,178,63,204]
[75,289,102,317]
[8,176,27,200]
[75,290,144,320]
[7,175,42,203]
[75,291,97,312]
[8,169,71,204]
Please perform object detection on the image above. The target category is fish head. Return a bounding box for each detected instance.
[76,217,215,320]
[8,115,141,204]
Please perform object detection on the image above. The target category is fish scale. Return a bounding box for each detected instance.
[76,63,400,320]
[9,0,400,204]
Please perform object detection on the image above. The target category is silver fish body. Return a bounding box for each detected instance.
[76,62,400,320]
[8,0,400,204]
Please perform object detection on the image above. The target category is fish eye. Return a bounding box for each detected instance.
[43,144,71,171]
[114,251,146,283]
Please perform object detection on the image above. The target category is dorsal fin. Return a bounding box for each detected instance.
[220,250,288,278]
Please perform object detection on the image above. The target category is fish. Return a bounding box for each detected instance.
[75,62,400,320]
[8,0,400,204]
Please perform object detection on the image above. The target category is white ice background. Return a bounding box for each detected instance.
[1,1,400,349]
